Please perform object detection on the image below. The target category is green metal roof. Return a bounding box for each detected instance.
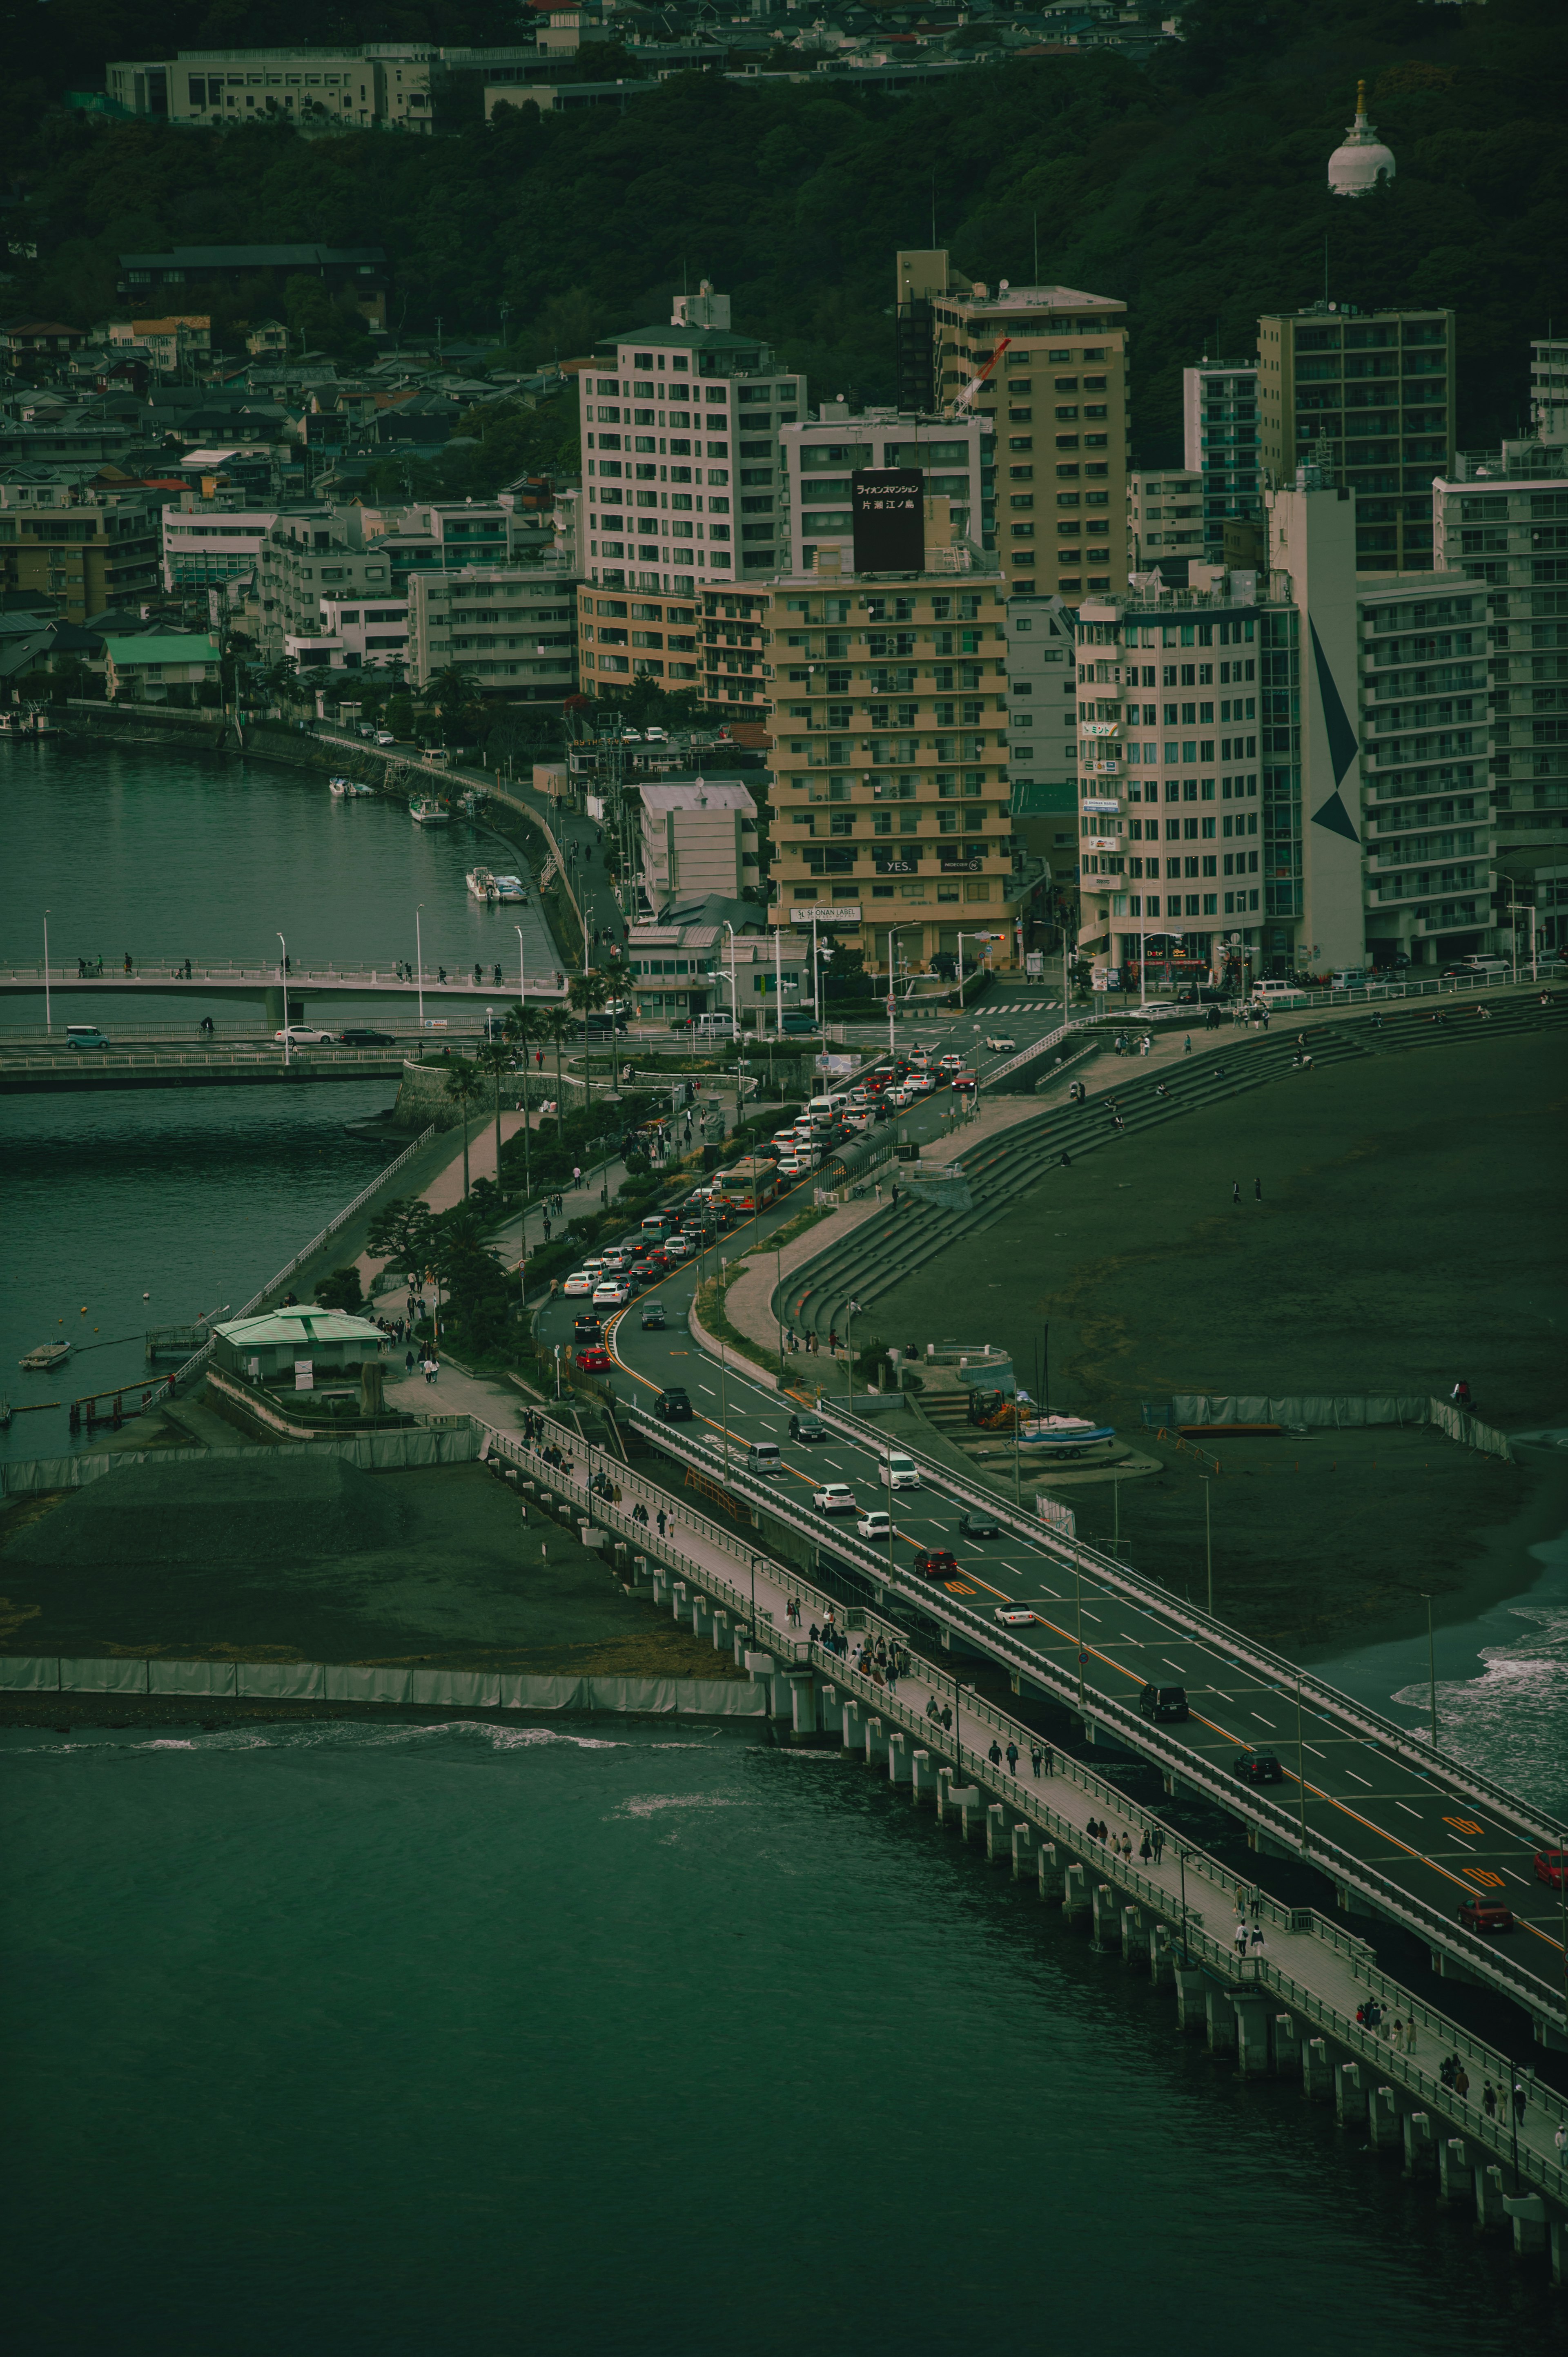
[215,1309,385,1347]
[100,633,221,664]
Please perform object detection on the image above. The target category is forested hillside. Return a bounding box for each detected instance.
[4,0,1563,457]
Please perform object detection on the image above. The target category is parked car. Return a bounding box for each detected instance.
[958,1508,1000,1541]
[65,1025,111,1050]
[1139,1683,1189,1723]
[639,1300,666,1330]
[274,1026,334,1045]
[911,1548,958,1581]
[781,1012,817,1036]
[575,1346,612,1374]
[1232,1750,1284,1785]
[813,1482,858,1515]
[788,1413,828,1443]
[562,1271,595,1298]
[995,1606,1037,1626]
[336,1028,395,1046]
[857,1509,892,1541]
[1457,1896,1516,1934]
[653,1386,693,1421]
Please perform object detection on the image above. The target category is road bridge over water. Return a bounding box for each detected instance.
[0,961,569,1035]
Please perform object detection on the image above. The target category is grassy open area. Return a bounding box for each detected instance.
[879,1032,1568,1648]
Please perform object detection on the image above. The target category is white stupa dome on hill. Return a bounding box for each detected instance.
[1328,81,1396,198]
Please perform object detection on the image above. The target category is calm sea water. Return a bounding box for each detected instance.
[3,1719,1555,2356]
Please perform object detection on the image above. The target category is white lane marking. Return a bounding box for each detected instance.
[1250,1713,1275,1730]
[1394,1803,1425,1820]
[1162,1659,1189,1672]
[1081,1609,1103,1622]
[1303,1744,1327,1759]
[1345,1771,1374,1787]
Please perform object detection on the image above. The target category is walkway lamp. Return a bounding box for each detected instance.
[277,932,290,1065]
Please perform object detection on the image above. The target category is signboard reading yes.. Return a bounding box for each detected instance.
[852,469,924,573]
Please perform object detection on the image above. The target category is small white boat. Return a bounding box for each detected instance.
[1017,1415,1117,1452]
[466,867,499,902]
[410,797,450,827]
[492,874,528,903]
[19,1339,71,1372]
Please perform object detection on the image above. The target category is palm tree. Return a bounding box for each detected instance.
[568,968,614,1114]
[503,1003,546,1202]
[538,1005,575,1137]
[442,1055,486,1198]
[474,1037,515,1203]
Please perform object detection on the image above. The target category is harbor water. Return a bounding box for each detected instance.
[3,1718,1557,2356]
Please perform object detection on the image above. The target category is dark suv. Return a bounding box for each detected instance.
[1138,1683,1189,1723]
[1233,1750,1284,1785]
[911,1548,958,1581]
[788,1413,827,1443]
[653,1386,693,1421]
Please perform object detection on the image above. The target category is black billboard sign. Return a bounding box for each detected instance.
[851,468,924,573]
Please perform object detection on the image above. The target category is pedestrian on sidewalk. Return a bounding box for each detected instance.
[405,1349,415,1373]
[1121,1834,1132,1862]
[988,1737,1002,1768]
[1005,1740,1019,1776]
[1402,2018,1417,2056]
[1184,1035,1192,1055]
[1250,1925,1265,1955]
[655,1508,666,1537]
[1151,1828,1164,1863]
[1030,1748,1042,1778]
[1482,2081,1497,2120]
[1254,1177,1263,1203]
[1555,2123,1567,2161]
[1455,2065,1470,2101]
[1234,1920,1249,1958]
[1513,2080,1528,2125]
[1139,1831,1152,1864]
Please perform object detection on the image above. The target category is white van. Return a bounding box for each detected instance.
[1252,979,1306,1006]
[693,1011,734,1038]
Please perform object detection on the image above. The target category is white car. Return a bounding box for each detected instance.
[814,1482,857,1516]
[1252,979,1306,1006]
[375,730,396,746]
[878,1453,922,1492]
[562,1271,594,1297]
[662,1233,695,1259]
[857,1509,893,1541]
[908,1049,932,1069]
[580,1259,606,1282]
[274,1026,334,1045]
[938,1053,962,1073]
[907,1073,936,1095]
[984,1035,1016,1053]
[995,1606,1038,1627]
[592,1280,629,1308]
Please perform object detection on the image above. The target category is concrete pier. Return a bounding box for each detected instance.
[1336,2061,1368,2127]
[1011,1823,1036,1881]
[789,1671,818,1738]
[1303,2036,1332,2102]
[1037,1842,1065,1902]
[887,1729,909,1785]
[1503,2194,1548,2258]
[1402,2110,1436,2179]
[1205,1984,1237,2058]
[1149,1923,1176,1987]
[842,1697,865,1755]
[1234,1994,1272,2078]
[910,1748,935,1806]
[671,1580,688,1623]
[986,1803,1013,1866]
[1438,2136,1471,2203]
[690,1592,712,1640]
[1271,2014,1300,2080]
[1120,1904,1147,1969]
[1174,1967,1207,2034]
[1062,1860,1090,1924]
[863,1714,889,1769]
[956,1788,986,1845]
[817,1683,842,1737]
[711,1608,730,1652]
[1091,1880,1122,1949]
[1369,2084,1401,2150]
[1475,2162,1506,2231]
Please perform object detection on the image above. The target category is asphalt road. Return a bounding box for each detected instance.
[532,1131,1567,2012]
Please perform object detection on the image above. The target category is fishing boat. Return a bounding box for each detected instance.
[329,776,352,796]
[1017,1414,1117,1453]
[491,873,528,903]
[466,867,499,902]
[409,797,450,827]
[19,1340,71,1372]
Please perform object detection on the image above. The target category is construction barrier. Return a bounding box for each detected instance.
[1170,1394,1514,1465]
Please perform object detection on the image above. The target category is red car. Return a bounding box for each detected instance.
[1534,1848,1565,1889]
[911,1548,959,1581]
[575,1346,612,1374]
[1457,1896,1515,1935]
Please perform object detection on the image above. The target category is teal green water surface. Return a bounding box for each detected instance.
[3,1719,1554,2355]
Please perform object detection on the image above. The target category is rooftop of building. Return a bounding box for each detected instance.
[638,777,757,816]
[935,283,1126,313]
[1443,437,1568,485]
[592,326,771,356]
[214,1308,385,1347]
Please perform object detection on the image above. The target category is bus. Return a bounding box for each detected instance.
[713,1157,778,1213]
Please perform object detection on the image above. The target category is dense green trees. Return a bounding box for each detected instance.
[6,0,1564,452]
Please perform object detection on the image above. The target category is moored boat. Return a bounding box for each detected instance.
[492,874,528,903]
[409,797,450,826]
[19,1339,71,1372]
[466,867,499,901]
[329,776,352,796]
[1017,1414,1117,1452]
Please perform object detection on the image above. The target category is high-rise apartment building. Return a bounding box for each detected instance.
[578,286,804,596]
[899,252,1130,602]
[1182,360,1260,556]
[1127,468,1205,569]
[1256,301,1454,571]
[1433,424,1568,955]
[779,406,993,579]
[405,566,575,694]
[1530,335,1568,442]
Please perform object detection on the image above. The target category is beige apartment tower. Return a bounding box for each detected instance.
[897,252,1130,604]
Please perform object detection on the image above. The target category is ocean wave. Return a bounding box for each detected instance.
[1391,1603,1568,1815]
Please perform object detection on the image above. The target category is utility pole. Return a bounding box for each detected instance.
[1422,1591,1438,1745]
[1201,1476,1212,1617]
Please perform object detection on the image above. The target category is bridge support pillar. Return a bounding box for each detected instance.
[1205,1985,1237,2058]
[1402,2111,1436,2179]
[818,1684,842,1737]
[1011,1823,1036,1881]
[690,1593,711,1639]
[1120,1904,1147,1968]
[767,1667,794,1722]
[1174,1968,1206,2034]
[1148,1923,1176,1987]
[1475,2163,1505,2231]
[671,1579,688,1624]
[1038,1842,1065,1903]
[1091,1880,1122,1950]
[710,1609,730,1652]
[1503,2194,1548,2259]
[886,1730,908,1785]
[954,1788,985,1844]
[910,1748,935,1806]
[1336,2062,1368,2127]
[650,1567,670,1609]
[789,1672,818,1738]
[1270,2014,1299,2078]
[863,1714,888,1769]
[842,1698,864,1755]
[263,985,287,1030]
[1369,2084,1400,2150]
[935,1766,957,1825]
[633,1554,651,1590]
[1234,1995,1272,2077]
[1438,2136,1471,2203]
[1551,2217,1566,2289]
[1062,1862,1090,1925]
[985,1803,1014,1866]
[1303,2037,1332,2102]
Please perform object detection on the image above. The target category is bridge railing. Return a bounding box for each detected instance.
[167,1123,437,1391]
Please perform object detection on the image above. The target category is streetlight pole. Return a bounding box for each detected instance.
[515,921,526,1011]
[42,909,51,1037]
[1201,1475,1212,1617]
[845,1298,860,1407]
[416,903,425,1035]
[277,931,290,1066]
[1295,1673,1309,1848]
[719,1297,730,1487]
[1074,1539,1085,1709]
[750,1550,757,1641]
[1422,1590,1438,1746]
[1179,1846,1190,1965]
